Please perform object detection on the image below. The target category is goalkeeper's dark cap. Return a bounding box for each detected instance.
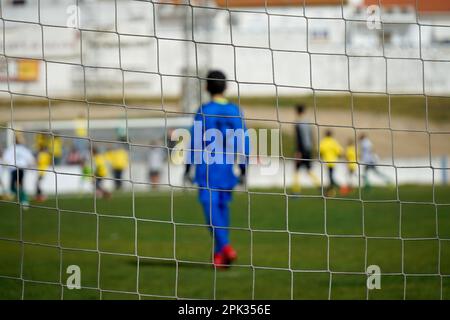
[206,70,227,95]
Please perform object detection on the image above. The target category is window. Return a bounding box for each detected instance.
[311,29,329,41]
[12,0,26,5]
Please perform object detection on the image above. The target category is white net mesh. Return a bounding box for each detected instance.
[0,0,449,300]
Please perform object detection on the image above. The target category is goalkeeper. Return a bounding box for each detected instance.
[184,70,250,268]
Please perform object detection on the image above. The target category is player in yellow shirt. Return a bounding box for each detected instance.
[105,146,129,191]
[93,147,110,199]
[74,113,89,158]
[75,115,88,138]
[319,130,343,196]
[341,139,357,195]
[34,133,48,151]
[48,135,63,165]
[35,146,51,202]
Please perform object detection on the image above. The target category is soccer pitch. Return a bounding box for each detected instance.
[0,185,449,300]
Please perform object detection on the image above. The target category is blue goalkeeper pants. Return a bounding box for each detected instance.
[199,189,232,254]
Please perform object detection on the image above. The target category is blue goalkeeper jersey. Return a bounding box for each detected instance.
[188,98,250,190]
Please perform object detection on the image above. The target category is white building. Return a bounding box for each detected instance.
[0,0,449,104]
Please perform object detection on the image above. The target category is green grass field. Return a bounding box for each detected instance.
[0,185,449,300]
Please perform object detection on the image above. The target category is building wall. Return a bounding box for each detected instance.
[0,0,449,100]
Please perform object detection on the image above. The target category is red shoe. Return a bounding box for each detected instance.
[339,186,351,196]
[222,245,237,264]
[214,253,227,269]
[34,195,47,203]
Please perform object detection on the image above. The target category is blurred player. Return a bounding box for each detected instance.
[147,140,166,187]
[3,135,35,207]
[34,133,48,152]
[292,104,320,193]
[341,138,357,195]
[359,134,390,190]
[106,144,129,191]
[92,147,110,199]
[66,146,83,165]
[319,130,343,196]
[74,113,89,158]
[78,158,93,196]
[48,134,63,165]
[35,145,51,202]
[184,70,249,268]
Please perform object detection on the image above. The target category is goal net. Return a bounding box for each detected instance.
[0,0,449,300]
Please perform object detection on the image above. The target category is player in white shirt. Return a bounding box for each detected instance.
[2,136,35,206]
[359,134,390,189]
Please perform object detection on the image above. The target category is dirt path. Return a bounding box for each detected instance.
[1,103,448,158]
